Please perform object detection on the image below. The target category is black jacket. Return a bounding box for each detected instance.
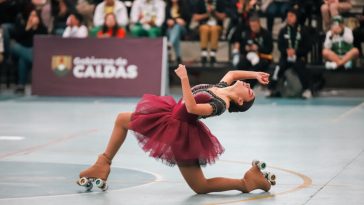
[194,0,225,26]
[14,16,48,48]
[232,26,273,55]
[278,24,311,59]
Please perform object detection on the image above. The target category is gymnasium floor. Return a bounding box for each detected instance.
[0,89,363,205]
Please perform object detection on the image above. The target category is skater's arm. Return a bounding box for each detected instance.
[175,65,214,116]
[220,71,270,85]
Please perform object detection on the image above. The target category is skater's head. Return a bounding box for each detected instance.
[228,80,255,112]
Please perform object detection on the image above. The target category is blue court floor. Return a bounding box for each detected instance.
[0,89,363,205]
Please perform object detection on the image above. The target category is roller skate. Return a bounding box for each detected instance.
[77,153,111,191]
[241,160,272,193]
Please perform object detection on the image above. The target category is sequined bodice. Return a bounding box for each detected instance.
[172,82,228,122]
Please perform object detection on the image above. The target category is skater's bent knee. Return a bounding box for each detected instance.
[187,181,210,194]
[191,186,209,194]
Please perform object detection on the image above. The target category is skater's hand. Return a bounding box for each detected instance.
[256,72,269,85]
[175,64,188,79]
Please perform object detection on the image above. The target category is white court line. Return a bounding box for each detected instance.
[0,136,25,141]
[332,101,364,123]
[0,164,162,201]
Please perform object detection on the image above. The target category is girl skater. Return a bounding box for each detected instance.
[78,64,273,193]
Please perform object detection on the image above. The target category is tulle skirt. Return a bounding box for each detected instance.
[129,94,224,167]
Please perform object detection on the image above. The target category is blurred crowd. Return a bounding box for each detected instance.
[0,0,363,98]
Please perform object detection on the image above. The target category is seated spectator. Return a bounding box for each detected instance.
[62,12,88,38]
[270,8,312,98]
[323,15,359,69]
[353,7,364,58]
[231,13,273,88]
[1,0,35,64]
[97,13,126,38]
[130,0,166,38]
[93,0,128,28]
[226,0,258,40]
[11,9,47,93]
[51,0,76,35]
[264,0,291,35]
[164,0,191,64]
[321,0,351,31]
[193,0,226,66]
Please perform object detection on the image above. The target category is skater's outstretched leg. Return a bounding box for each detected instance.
[178,164,246,194]
[79,112,132,180]
[178,163,271,194]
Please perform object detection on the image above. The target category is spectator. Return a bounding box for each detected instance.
[11,9,47,93]
[130,0,165,38]
[93,0,128,27]
[321,0,351,31]
[323,15,359,69]
[264,0,291,35]
[270,8,312,98]
[63,12,88,38]
[353,7,364,58]
[96,12,126,38]
[51,0,76,35]
[231,13,273,88]
[226,0,257,41]
[164,0,191,64]
[0,0,35,63]
[193,0,226,66]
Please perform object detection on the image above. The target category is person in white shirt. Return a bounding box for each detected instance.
[130,0,166,37]
[322,15,359,69]
[63,12,88,38]
[93,0,128,27]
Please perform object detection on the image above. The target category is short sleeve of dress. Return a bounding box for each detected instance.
[215,81,229,88]
[202,97,226,118]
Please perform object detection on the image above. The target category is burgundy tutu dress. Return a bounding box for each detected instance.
[129,82,229,166]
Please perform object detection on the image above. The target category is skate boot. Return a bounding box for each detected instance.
[241,160,272,193]
[77,153,111,191]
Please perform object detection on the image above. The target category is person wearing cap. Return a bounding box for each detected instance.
[230,13,273,88]
[62,12,88,38]
[271,8,312,98]
[321,0,352,31]
[322,15,359,69]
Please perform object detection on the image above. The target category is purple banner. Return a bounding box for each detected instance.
[32,36,167,97]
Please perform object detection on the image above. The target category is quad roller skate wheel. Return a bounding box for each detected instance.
[78,177,89,186]
[95,178,108,191]
[85,181,93,191]
[263,171,276,181]
[252,160,266,170]
[78,177,94,191]
[270,180,276,186]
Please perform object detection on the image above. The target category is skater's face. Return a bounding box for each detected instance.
[233,81,255,106]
